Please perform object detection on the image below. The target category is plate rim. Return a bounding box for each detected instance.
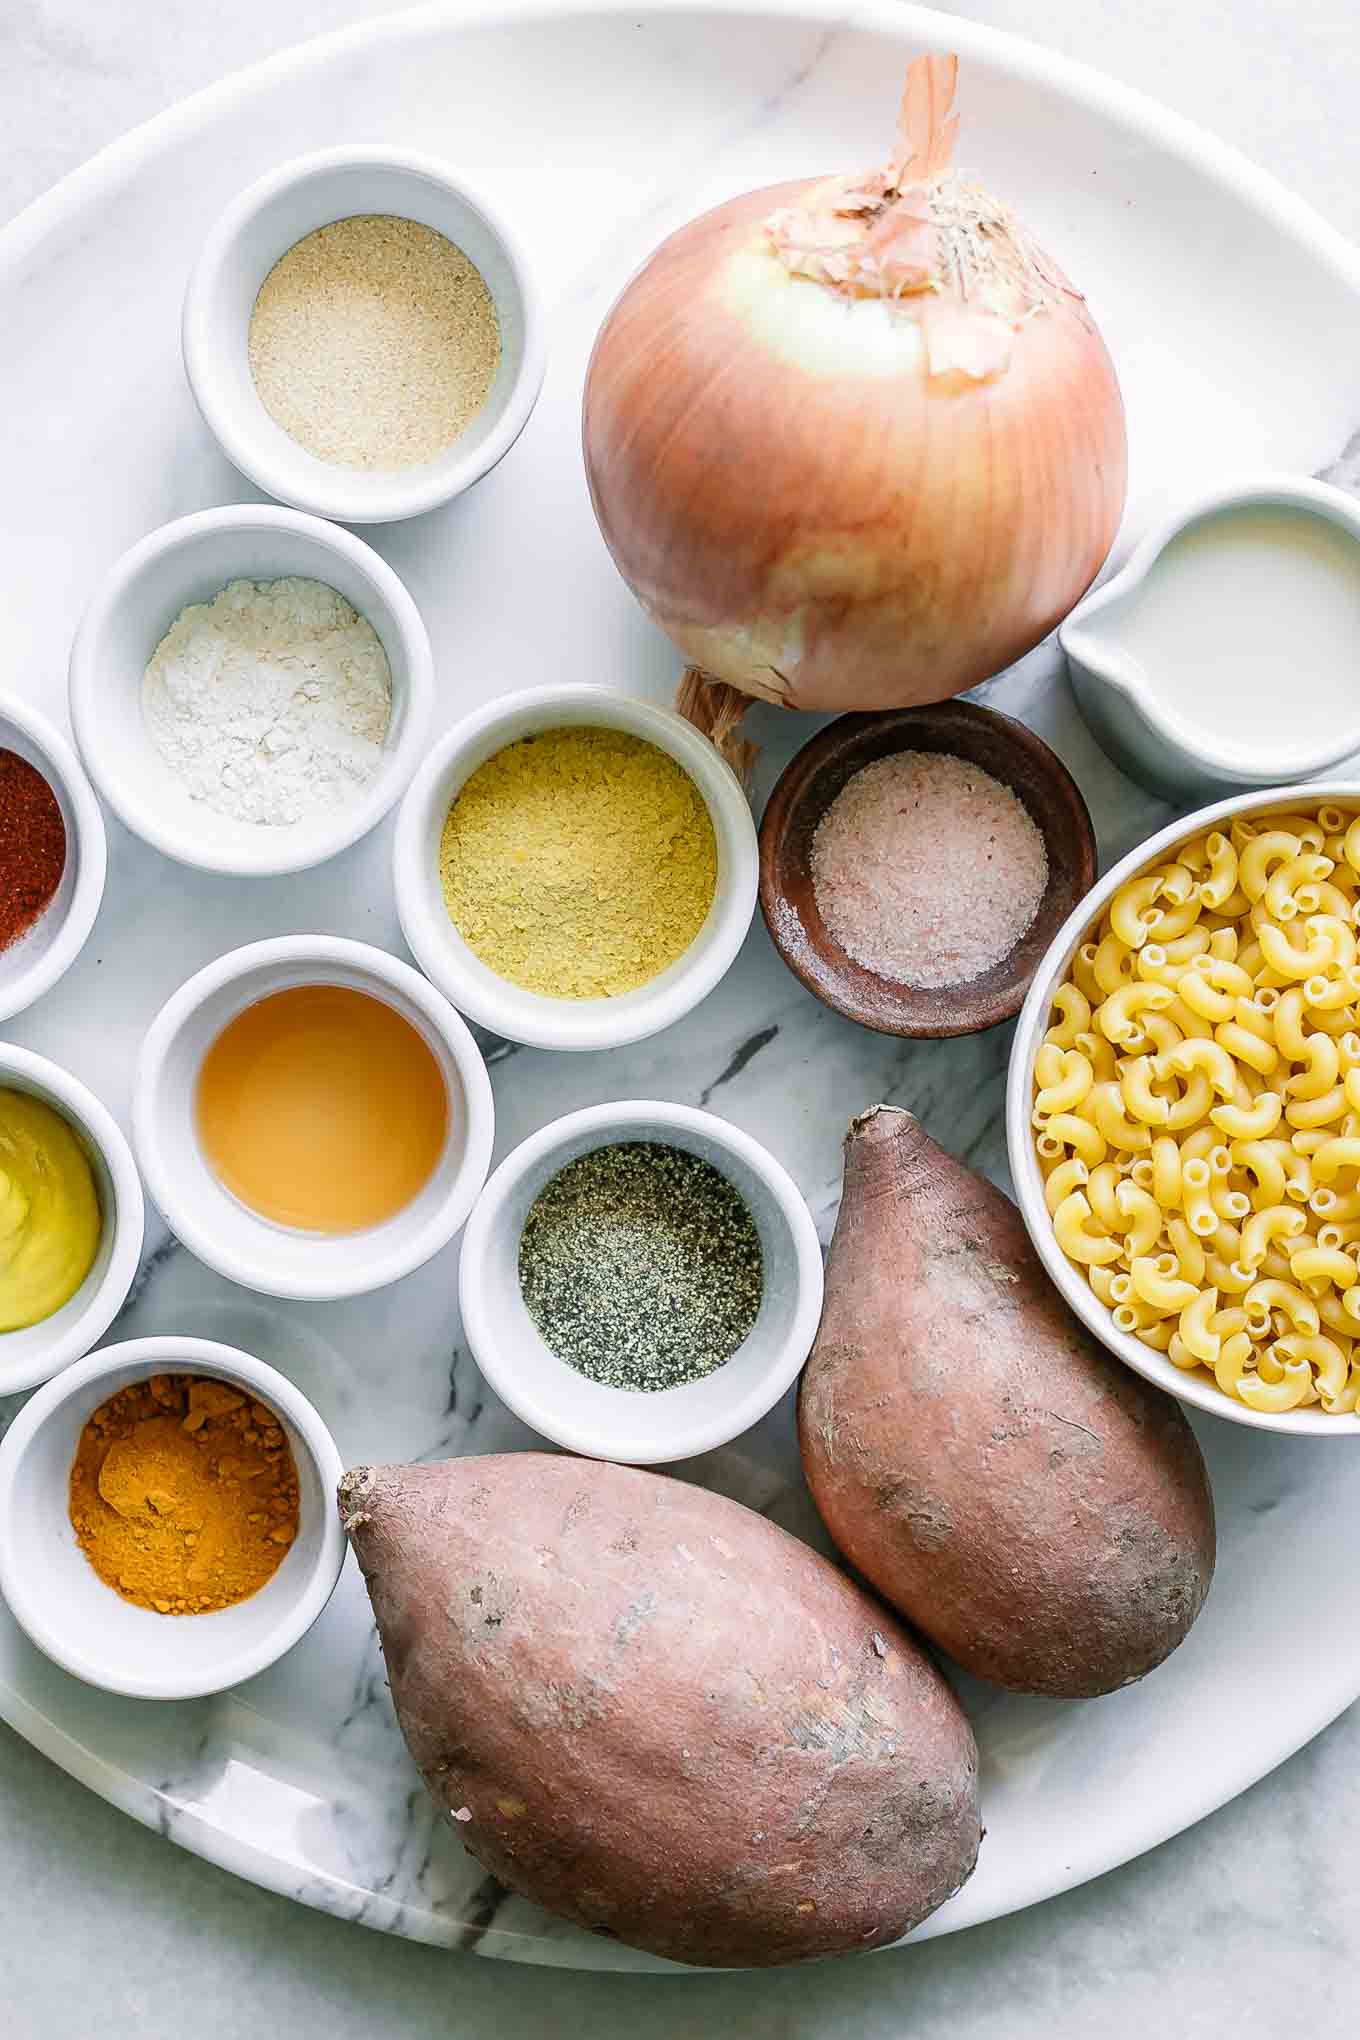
[4,0,1360,292]
[3,0,1359,1967]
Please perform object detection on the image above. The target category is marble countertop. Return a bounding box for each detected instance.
[4,2,1360,2034]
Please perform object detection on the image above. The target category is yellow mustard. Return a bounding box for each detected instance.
[0,1089,101,1331]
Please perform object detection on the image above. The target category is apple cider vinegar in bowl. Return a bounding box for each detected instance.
[134,937,494,1301]
[195,983,449,1233]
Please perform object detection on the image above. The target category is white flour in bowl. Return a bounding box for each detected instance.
[141,576,393,827]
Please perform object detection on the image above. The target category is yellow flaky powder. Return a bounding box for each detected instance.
[438,728,718,999]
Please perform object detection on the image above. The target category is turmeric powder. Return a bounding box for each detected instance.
[437,726,718,998]
[68,1373,299,1615]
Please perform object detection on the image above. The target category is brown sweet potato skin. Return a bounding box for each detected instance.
[799,1109,1216,1698]
[339,1454,981,1967]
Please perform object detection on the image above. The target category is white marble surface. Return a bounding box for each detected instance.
[4,0,1360,2033]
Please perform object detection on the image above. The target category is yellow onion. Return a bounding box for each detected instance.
[583,56,1127,747]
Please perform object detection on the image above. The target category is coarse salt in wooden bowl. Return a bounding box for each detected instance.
[758,702,1098,1038]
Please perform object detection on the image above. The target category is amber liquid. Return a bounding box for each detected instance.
[195,984,449,1233]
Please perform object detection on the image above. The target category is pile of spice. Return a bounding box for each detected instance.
[142,576,393,828]
[0,748,65,953]
[196,984,449,1233]
[439,726,718,999]
[811,750,1049,988]
[519,1142,763,1391]
[0,1088,100,1331]
[248,214,502,471]
[68,1373,300,1616]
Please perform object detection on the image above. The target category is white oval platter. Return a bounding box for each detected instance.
[2,0,1359,1975]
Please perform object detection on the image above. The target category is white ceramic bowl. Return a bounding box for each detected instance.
[0,692,106,1023]
[133,935,494,1301]
[1061,475,1360,801]
[394,686,759,1051]
[0,1336,346,1699]
[459,1101,824,1464]
[0,1046,144,1396]
[182,146,546,524]
[1006,779,1360,1436]
[68,505,433,878]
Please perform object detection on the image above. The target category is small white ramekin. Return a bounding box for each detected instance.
[394,686,759,1051]
[459,1101,824,1464]
[0,693,106,1024]
[133,936,494,1301]
[182,146,546,524]
[0,1336,346,1699]
[0,1046,144,1396]
[68,505,433,878]
[1007,779,1360,1437]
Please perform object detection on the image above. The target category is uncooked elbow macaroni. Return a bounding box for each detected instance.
[1034,802,1360,1415]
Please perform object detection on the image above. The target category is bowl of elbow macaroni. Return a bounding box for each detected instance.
[1007,783,1360,1433]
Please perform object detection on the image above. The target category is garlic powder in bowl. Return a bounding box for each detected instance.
[181,149,546,524]
[141,576,392,828]
[248,216,501,473]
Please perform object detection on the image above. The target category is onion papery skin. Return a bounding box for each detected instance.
[584,179,1127,713]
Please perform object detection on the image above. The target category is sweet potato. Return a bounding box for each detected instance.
[799,1107,1216,1697]
[339,1453,981,1967]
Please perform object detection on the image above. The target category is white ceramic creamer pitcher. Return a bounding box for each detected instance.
[1060,475,1360,801]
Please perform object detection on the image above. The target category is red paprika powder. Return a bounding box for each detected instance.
[0,750,66,951]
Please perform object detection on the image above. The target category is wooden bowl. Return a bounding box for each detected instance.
[758,703,1098,1038]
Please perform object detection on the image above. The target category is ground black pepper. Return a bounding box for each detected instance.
[518,1142,764,1391]
[0,749,66,952]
